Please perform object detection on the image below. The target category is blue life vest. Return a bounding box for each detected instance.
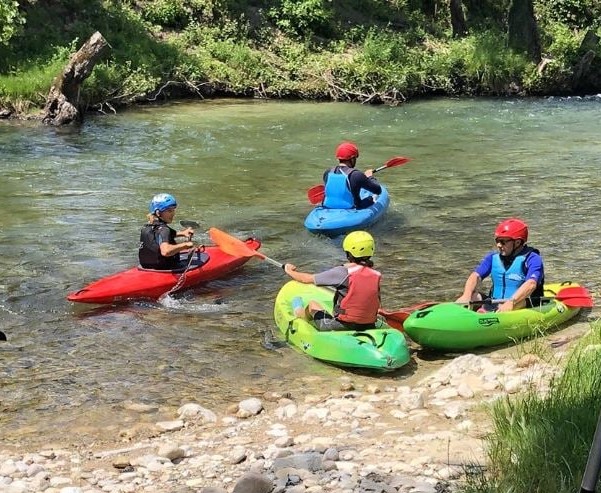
[323,167,354,209]
[490,247,543,300]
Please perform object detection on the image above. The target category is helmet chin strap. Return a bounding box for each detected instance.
[501,240,524,258]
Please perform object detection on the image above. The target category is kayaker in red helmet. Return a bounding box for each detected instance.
[456,218,545,312]
[138,193,195,270]
[322,141,382,209]
[284,231,382,330]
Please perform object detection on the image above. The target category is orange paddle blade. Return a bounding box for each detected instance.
[208,228,284,269]
[209,227,265,260]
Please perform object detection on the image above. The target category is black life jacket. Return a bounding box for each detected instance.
[138,220,179,270]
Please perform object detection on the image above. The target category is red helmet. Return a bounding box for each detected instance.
[495,218,528,242]
[335,142,359,160]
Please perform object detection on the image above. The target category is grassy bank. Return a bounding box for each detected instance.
[462,321,601,493]
[1,0,600,116]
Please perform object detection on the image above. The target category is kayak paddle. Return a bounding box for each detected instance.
[307,156,411,205]
[208,227,422,329]
[544,285,594,308]
[380,285,594,330]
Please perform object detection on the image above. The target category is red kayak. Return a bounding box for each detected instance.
[67,238,261,304]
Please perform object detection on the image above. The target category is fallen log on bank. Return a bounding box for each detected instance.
[42,31,110,125]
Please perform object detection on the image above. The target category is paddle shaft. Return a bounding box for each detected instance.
[372,164,391,174]
[158,227,204,299]
[262,255,285,269]
[462,294,585,308]
[581,408,601,493]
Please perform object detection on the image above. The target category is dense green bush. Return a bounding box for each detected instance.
[140,0,190,28]
[1,0,600,113]
[0,0,24,45]
[266,0,334,39]
[537,0,601,29]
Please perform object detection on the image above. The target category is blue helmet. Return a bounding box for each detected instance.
[149,193,177,214]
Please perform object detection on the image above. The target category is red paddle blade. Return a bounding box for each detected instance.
[555,286,594,308]
[208,228,265,260]
[379,301,438,330]
[375,156,411,172]
[307,184,325,205]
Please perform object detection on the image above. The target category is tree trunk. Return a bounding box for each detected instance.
[507,0,541,63]
[450,0,468,38]
[420,0,438,18]
[42,31,110,125]
[572,30,600,90]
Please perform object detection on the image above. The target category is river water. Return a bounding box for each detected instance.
[1,97,600,449]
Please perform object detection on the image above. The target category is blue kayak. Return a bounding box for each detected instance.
[304,185,390,237]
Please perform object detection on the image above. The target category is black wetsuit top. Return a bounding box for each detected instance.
[138,218,179,270]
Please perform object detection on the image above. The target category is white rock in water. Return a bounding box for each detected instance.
[177,403,217,422]
[238,398,263,415]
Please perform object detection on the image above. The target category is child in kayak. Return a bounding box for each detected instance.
[322,142,382,210]
[138,193,195,270]
[284,231,381,330]
[456,218,545,312]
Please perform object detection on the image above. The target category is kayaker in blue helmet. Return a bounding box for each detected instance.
[456,218,545,312]
[284,231,382,330]
[322,142,382,210]
[138,193,195,270]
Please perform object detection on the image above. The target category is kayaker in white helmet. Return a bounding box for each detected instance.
[456,218,545,312]
[284,231,382,330]
[322,142,382,210]
[138,193,195,270]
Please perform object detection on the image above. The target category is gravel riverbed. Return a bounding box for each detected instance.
[0,321,591,493]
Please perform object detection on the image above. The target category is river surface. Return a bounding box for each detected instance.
[1,97,600,449]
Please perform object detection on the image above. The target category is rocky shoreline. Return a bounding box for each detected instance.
[0,322,589,493]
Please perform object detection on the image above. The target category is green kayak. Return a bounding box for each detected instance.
[274,281,411,371]
[403,282,583,351]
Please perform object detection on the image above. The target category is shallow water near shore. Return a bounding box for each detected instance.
[1,97,600,450]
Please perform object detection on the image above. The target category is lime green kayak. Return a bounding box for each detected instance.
[403,282,582,351]
[274,281,411,371]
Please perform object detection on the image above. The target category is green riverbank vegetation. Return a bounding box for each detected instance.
[1,0,601,116]
[462,321,601,493]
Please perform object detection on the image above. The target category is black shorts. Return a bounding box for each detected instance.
[312,311,375,331]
